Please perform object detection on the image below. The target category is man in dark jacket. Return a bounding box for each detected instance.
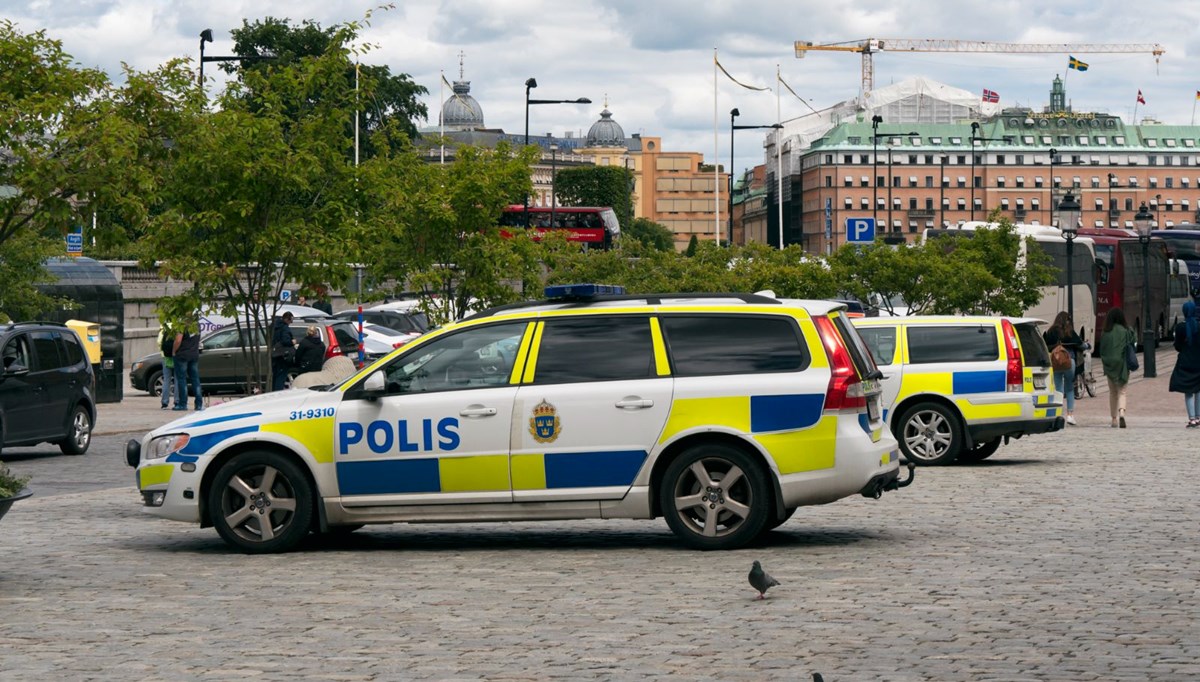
[312,288,334,315]
[172,324,203,411]
[294,325,327,375]
[271,312,296,391]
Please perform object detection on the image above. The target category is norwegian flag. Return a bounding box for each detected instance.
[1137,89,1146,105]
[982,89,1000,103]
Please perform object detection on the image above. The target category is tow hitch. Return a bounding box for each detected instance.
[860,462,916,499]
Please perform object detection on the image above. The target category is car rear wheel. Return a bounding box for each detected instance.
[208,451,313,554]
[896,401,962,466]
[957,437,1001,463]
[58,404,92,456]
[660,443,771,550]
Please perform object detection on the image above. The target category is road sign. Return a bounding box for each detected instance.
[66,228,83,257]
[845,217,876,244]
[280,290,292,302]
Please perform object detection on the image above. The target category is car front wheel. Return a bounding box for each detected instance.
[208,451,313,554]
[896,401,962,466]
[660,443,771,550]
[58,404,92,455]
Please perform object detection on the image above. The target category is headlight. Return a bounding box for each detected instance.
[131,360,143,372]
[146,433,190,461]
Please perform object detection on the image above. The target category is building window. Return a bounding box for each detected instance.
[909,198,917,209]
[910,137,921,146]
[930,137,942,144]
[1035,176,1044,188]
[1022,136,1034,145]
[861,198,869,208]
[1097,137,1108,146]
[844,155,853,164]
[1150,177,1158,188]
[1125,198,1134,210]
[956,155,966,164]
[1015,154,1025,164]
[844,176,853,187]
[909,176,917,188]
[974,198,982,209]
[893,176,901,188]
[845,197,853,209]
[957,198,966,210]
[877,175,885,188]
[1167,177,1175,188]
[950,137,962,144]
[1185,139,1197,148]
[907,155,917,164]
[1001,198,1010,209]
[860,154,870,163]
[1016,176,1026,187]
[924,155,934,164]
[1115,136,1126,145]
[1041,136,1053,145]
[825,155,833,164]
[1146,139,1158,147]
[1091,176,1100,188]
[973,176,981,188]
[1072,176,1081,188]
[925,198,934,210]
[997,176,1006,188]
[1016,199,1025,209]
[860,176,870,187]
[1095,199,1104,210]
[1129,177,1138,187]
[825,176,832,187]
[893,198,902,208]
[877,197,885,208]
[957,176,967,188]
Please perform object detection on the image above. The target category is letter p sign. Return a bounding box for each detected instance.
[845,217,876,244]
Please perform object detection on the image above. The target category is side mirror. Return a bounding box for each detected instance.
[360,370,386,400]
[2,362,29,379]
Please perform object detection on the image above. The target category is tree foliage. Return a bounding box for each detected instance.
[623,217,675,252]
[552,165,634,230]
[227,15,428,152]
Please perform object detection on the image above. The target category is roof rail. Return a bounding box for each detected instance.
[4,320,68,329]
[466,292,782,320]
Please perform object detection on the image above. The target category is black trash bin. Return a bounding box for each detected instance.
[38,257,124,403]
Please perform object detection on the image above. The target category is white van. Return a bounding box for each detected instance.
[1168,259,1192,338]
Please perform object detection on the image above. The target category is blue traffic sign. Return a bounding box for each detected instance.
[66,229,83,255]
[845,217,876,244]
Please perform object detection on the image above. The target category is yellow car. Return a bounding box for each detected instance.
[853,316,1063,465]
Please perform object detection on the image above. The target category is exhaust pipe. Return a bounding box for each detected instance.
[861,462,916,499]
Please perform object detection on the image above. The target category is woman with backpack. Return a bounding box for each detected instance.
[1098,307,1137,428]
[1043,311,1083,425]
[1169,300,1200,427]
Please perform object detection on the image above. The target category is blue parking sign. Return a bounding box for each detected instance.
[845,217,876,244]
[66,228,83,256]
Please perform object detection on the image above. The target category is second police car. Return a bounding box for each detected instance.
[128,286,913,553]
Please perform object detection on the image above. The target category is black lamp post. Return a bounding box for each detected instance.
[523,77,591,228]
[549,142,558,226]
[1058,191,1081,325]
[873,130,917,235]
[939,155,948,227]
[970,122,1003,221]
[1134,202,1157,378]
[872,115,883,225]
[197,28,275,92]
[1108,173,1117,226]
[728,108,782,246]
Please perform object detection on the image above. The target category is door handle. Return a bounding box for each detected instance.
[460,406,497,417]
[615,397,653,409]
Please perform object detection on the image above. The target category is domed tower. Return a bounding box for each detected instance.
[440,53,485,130]
[586,106,626,148]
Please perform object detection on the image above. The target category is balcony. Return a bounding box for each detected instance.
[1013,209,1027,221]
[907,209,935,219]
[1110,210,1122,221]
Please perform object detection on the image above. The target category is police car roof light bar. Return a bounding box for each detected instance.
[544,284,626,299]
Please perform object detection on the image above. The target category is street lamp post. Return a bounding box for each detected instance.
[729,111,783,246]
[1108,173,1117,226]
[939,155,947,227]
[523,77,590,228]
[872,130,917,236]
[1134,203,1157,378]
[197,28,275,92]
[1057,191,1081,325]
[970,122,1003,221]
[872,115,882,225]
[549,142,558,226]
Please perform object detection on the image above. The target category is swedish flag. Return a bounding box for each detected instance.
[1068,56,1089,72]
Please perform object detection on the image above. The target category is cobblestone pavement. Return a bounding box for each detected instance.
[2,349,1198,680]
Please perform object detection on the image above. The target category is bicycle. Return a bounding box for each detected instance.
[1074,345,1097,400]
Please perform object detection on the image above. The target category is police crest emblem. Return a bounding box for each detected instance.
[529,399,561,443]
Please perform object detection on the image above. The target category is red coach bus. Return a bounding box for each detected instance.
[498,206,620,250]
[1077,228,1170,345]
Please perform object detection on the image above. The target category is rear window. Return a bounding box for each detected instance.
[907,325,999,364]
[857,326,898,365]
[661,315,807,377]
[60,331,86,366]
[1015,323,1051,367]
[830,313,880,378]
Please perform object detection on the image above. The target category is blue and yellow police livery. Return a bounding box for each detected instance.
[854,315,1064,466]
[129,287,911,553]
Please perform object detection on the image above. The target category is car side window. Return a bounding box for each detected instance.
[2,334,31,371]
[906,325,999,364]
[532,316,655,384]
[60,332,86,366]
[661,315,807,377]
[30,331,65,371]
[858,326,898,365]
[382,322,525,394]
[205,329,242,350]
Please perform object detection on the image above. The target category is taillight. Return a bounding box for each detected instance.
[1001,319,1024,392]
[325,325,342,358]
[814,316,866,410]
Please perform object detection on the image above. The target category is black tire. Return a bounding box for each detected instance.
[323,524,364,535]
[1084,375,1096,398]
[208,450,314,554]
[148,370,163,398]
[957,437,1001,463]
[57,404,92,456]
[760,507,797,534]
[660,443,771,550]
[895,401,963,466]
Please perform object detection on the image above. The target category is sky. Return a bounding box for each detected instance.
[5,0,1200,175]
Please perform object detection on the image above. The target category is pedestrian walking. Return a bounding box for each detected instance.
[271,311,297,392]
[158,322,175,410]
[1098,307,1137,428]
[172,324,203,411]
[1169,300,1200,427]
[313,287,333,315]
[1043,311,1084,425]
[293,325,326,375]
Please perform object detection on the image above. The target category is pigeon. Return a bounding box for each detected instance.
[748,560,780,599]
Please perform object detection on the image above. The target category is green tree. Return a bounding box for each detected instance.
[226,16,428,151]
[552,166,634,229]
[684,235,699,257]
[145,24,368,391]
[362,141,542,325]
[623,217,675,251]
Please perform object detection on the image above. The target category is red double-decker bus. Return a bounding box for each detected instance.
[498,206,620,250]
[1077,228,1170,345]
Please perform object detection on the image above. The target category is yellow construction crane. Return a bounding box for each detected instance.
[794,38,1165,94]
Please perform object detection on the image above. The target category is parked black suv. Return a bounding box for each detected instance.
[0,322,96,456]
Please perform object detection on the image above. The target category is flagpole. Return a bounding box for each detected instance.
[1192,95,1197,126]
[776,63,784,250]
[439,69,446,165]
[1133,100,1139,126]
[714,47,720,245]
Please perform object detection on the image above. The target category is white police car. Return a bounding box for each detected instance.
[128,285,911,553]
